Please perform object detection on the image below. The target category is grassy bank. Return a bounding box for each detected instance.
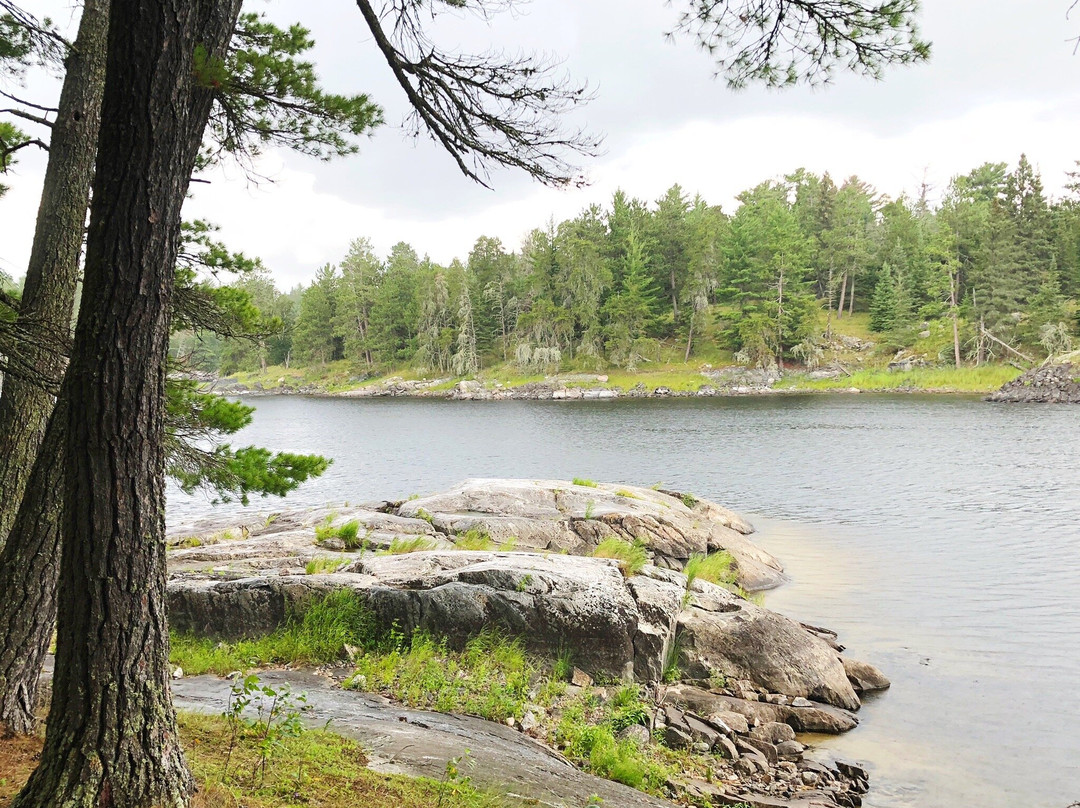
[0,713,501,808]
[776,364,1022,393]
[169,589,753,803]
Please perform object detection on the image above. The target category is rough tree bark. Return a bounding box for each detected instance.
[12,0,242,804]
[0,0,107,546]
[0,395,66,736]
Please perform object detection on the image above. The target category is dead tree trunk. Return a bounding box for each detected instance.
[12,0,243,805]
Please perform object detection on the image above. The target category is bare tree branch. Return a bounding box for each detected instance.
[0,108,53,128]
[355,0,602,188]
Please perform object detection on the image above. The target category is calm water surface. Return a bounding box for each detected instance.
[168,395,1080,807]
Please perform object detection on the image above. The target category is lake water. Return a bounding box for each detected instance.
[168,394,1080,807]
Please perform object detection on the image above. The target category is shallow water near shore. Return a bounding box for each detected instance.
[168,394,1080,807]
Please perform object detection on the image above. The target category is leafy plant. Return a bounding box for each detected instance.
[572,477,598,488]
[584,500,596,519]
[680,492,698,509]
[614,489,640,500]
[222,674,308,789]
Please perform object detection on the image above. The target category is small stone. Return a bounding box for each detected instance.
[505,716,516,728]
[692,741,711,753]
[172,666,183,679]
[570,667,593,688]
[764,693,788,705]
[616,724,651,749]
[318,537,346,551]
[520,711,540,732]
[791,697,813,708]
[713,734,739,760]
[801,770,820,786]
[341,643,361,663]
[776,740,805,760]
[665,724,694,749]
[836,760,869,781]
[733,757,757,777]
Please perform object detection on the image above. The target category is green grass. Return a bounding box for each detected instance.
[454,528,495,551]
[614,489,640,500]
[591,538,648,576]
[554,689,669,792]
[379,536,438,555]
[778,364,1022,393]
[572,477,598,488]
[683,551,737,589]
[171,590,378,675]
[679,492,698,509]
[2,712,504,808]
[346,630,543,722]
[305,556,349,575]
[315,519,366,550]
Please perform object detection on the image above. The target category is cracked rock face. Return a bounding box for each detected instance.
[166,479,886,711]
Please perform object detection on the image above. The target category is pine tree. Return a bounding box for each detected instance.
[869,264,901,332]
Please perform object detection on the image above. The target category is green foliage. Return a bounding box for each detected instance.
[573,477,598,488]
[165,380,329,504]
[454,528,495,551]
[205,13,383,163]
[314,519,365,550]
[305,556,348,575]
[208,156,1080,381]
[679,492,698,509]
[683,551,737,592]
[380,536,438,555]
[171,590,379,675]
[554,695,669,791]
[346,630,533,722]
[180,712,501,808]
[591,538,648,576]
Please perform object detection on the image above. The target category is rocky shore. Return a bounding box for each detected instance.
[167,479,889,808]
[209,367,784,400]
[987,361,1080,403]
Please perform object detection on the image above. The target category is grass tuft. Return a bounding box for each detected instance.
[572,477,598,488]
[379,536,437,555]
[305,556,349,575]
[591,538,648,576]
[454,528,495,551]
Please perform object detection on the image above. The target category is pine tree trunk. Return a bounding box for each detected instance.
[12,0,242,805]
[837,272,847,319]
[848,275,855,316]
[0,0,108,546]
[0,396,67,737]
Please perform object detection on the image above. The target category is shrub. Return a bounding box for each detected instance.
[572,477,598,488]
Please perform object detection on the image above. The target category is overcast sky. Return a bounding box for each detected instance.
[3,0,1079,288]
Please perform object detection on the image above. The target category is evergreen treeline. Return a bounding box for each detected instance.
[179,155,1080,376]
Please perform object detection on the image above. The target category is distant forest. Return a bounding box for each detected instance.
[172,155,1080,377]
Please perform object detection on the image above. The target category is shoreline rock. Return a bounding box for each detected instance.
[987,361,1080,403]
[166,479,887,808]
